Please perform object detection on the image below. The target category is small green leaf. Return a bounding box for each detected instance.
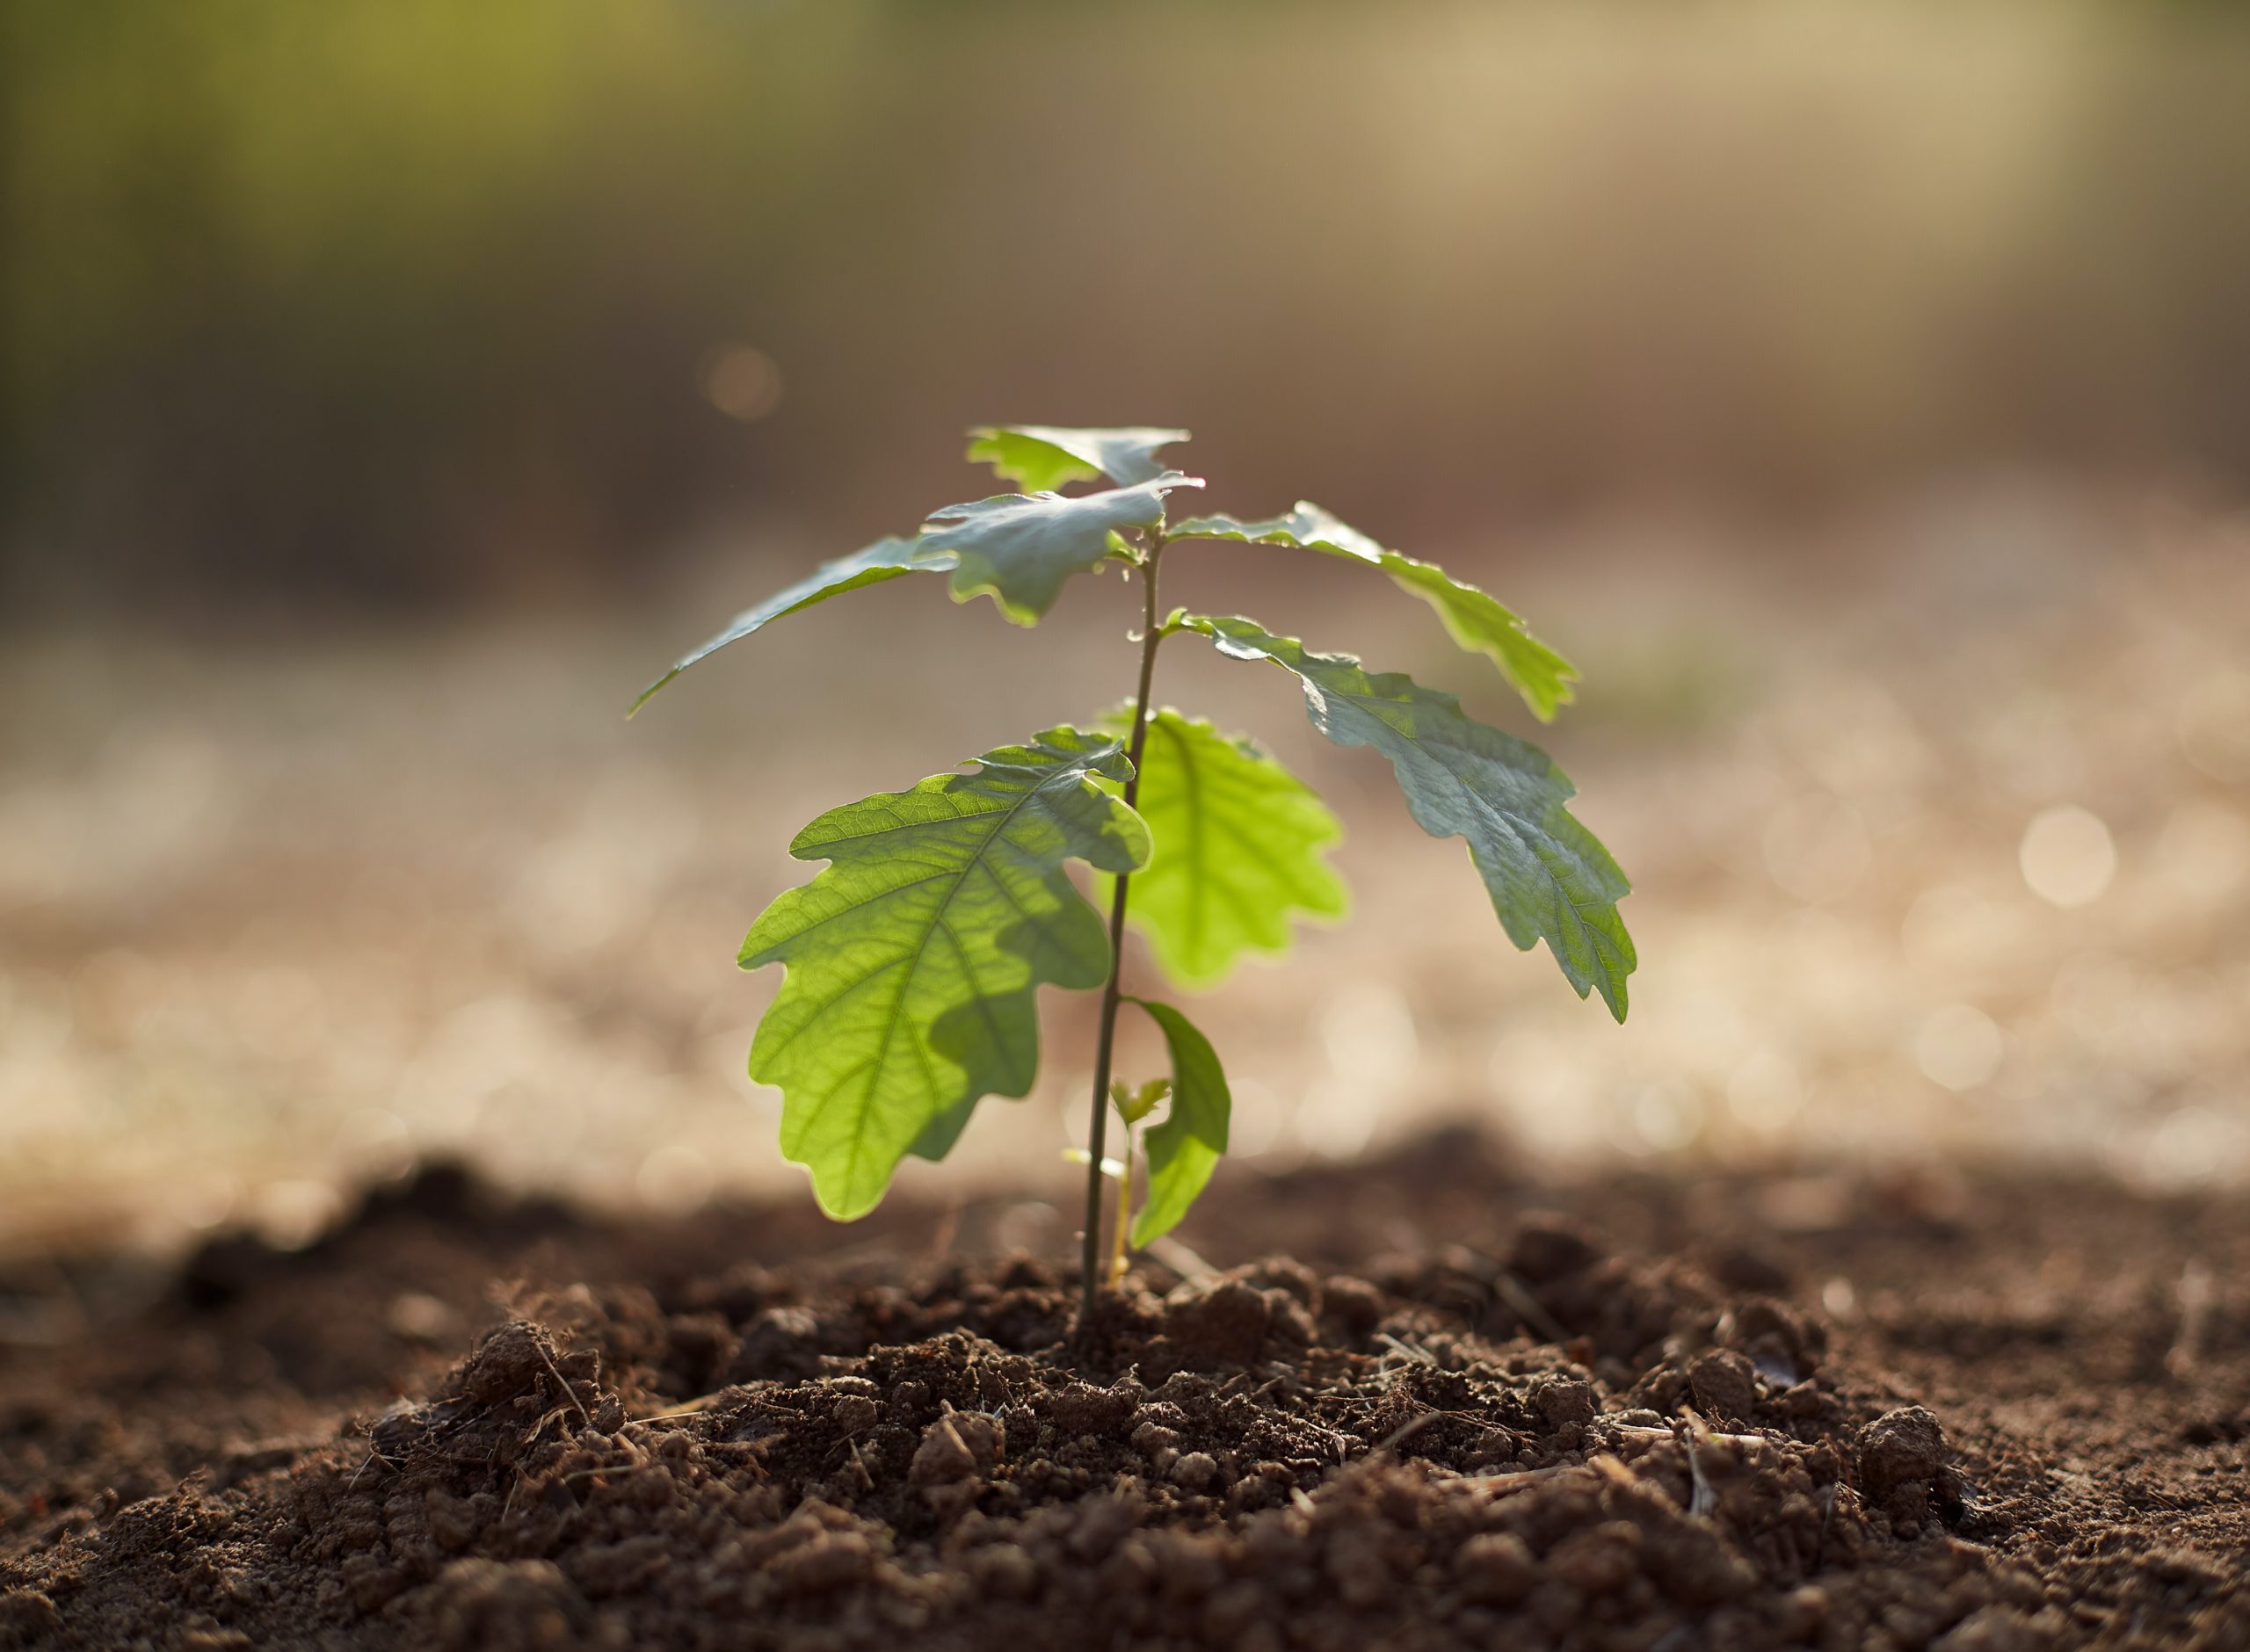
[1124,997,1230,1247]
[921,475,1202,625]
[967,425,1191,492]
[742,728,1152,1219]
[632,536,949,714]
[1180,615,1635,1019]
[1111,1076,1170,1125]
[1099,708,1347,988]
[1170,504,1577,721]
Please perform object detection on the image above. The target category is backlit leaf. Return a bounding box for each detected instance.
[1098,708,1346,988]
[1170,504,1577,721]
[922,474,1203,625]
[1180,615,1634,1018]
[741,728,1152,1218]
[1124,996,1230,1247]
[633,459,1206,714]
[632,536,949,714]
[967,424,1191,492]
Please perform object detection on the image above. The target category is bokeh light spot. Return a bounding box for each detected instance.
[702,344,783,421]
[1914,1004,2004,1091]
[1760,794,1872,904]
[2177,670,2250,782]
[1725,1047,1803,1132]
[2018,804,2116,908]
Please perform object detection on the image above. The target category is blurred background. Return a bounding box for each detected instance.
[4,0,2247,1257]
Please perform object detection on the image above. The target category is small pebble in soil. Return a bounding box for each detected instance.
[1686,1348,1760,1425]
[1856,1406,1948,1499]
[1168,1451,1220,1490]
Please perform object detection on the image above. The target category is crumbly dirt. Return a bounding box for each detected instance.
[1,1134,2244,1650]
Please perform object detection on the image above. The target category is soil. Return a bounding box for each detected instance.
[1,1132,2244,1651]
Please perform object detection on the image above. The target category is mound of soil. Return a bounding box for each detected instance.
[2,1135,2245,1650]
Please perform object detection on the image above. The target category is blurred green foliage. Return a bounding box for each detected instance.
[4,0,2249,610]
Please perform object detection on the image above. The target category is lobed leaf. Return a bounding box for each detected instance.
[966,424,1191,492]
[634,453,1202,714]
[741,728,1152,1219]
[1098,708,1346,988]
[632,537,950,715]
[921,474,1202,626]
[1169,504,1577,721]
[1124,997,1230,1247]
[1179,615,1635,1018]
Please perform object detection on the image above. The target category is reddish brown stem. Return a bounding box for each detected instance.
[1078,538,1166,1335]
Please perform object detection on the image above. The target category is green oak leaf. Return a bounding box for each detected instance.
[1110,1076,1170,1126]
[1124,996,1230,1247]
[967,425,1191,492]
[632,460,1204,714]
[922,474,1202,625]
[1170,504,1577,721]
[741,728,1152,1219]
[632,537,950,715]
[1097,708,1347,988]
[1180,615,1634,1019]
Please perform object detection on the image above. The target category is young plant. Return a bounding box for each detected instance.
[634,426,1635,1320]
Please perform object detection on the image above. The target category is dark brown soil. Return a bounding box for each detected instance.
[2,1134,2245,1650]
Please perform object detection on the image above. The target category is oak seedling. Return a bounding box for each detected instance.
[635,426,1635,1322]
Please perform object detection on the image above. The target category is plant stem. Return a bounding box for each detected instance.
[1109,1126,1135,1288]
[1079,539,1166,1332]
